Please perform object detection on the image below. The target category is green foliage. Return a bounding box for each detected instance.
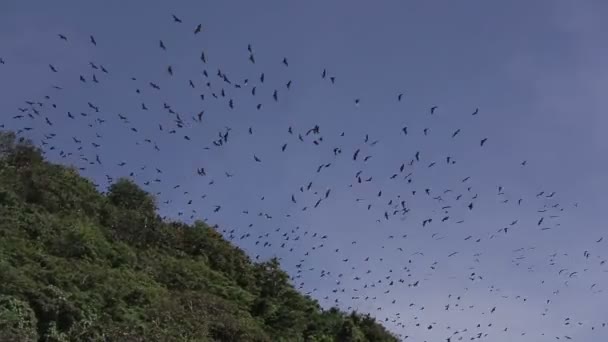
[107,178,156,215]
[0,294,39,341]
[0,130,399,342]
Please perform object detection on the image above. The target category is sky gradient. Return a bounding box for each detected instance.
[2,0,608,340]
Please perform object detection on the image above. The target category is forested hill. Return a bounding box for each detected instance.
[0,131,399,341]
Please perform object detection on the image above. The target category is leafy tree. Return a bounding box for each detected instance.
[0,295,39,341]
[337,318,366,342]
[107,178,157,215]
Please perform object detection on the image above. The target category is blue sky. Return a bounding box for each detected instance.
[2,0,608,340]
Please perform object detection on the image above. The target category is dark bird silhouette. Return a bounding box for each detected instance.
[480,138,488,146]
[90,35,97,46]
[171,14,182,23]
[194,24,202,34]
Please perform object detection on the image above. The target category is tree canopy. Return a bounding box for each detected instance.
[0,131,399,341]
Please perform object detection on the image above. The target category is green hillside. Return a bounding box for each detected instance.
[0,131,399,341]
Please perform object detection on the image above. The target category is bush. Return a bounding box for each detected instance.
[0,294,39,341]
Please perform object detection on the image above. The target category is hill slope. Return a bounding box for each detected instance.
[0,131,399,341]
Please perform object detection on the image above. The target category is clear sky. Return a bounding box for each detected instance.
[2,0,608,340]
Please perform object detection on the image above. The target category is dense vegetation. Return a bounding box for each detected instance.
[0,131,399,341]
